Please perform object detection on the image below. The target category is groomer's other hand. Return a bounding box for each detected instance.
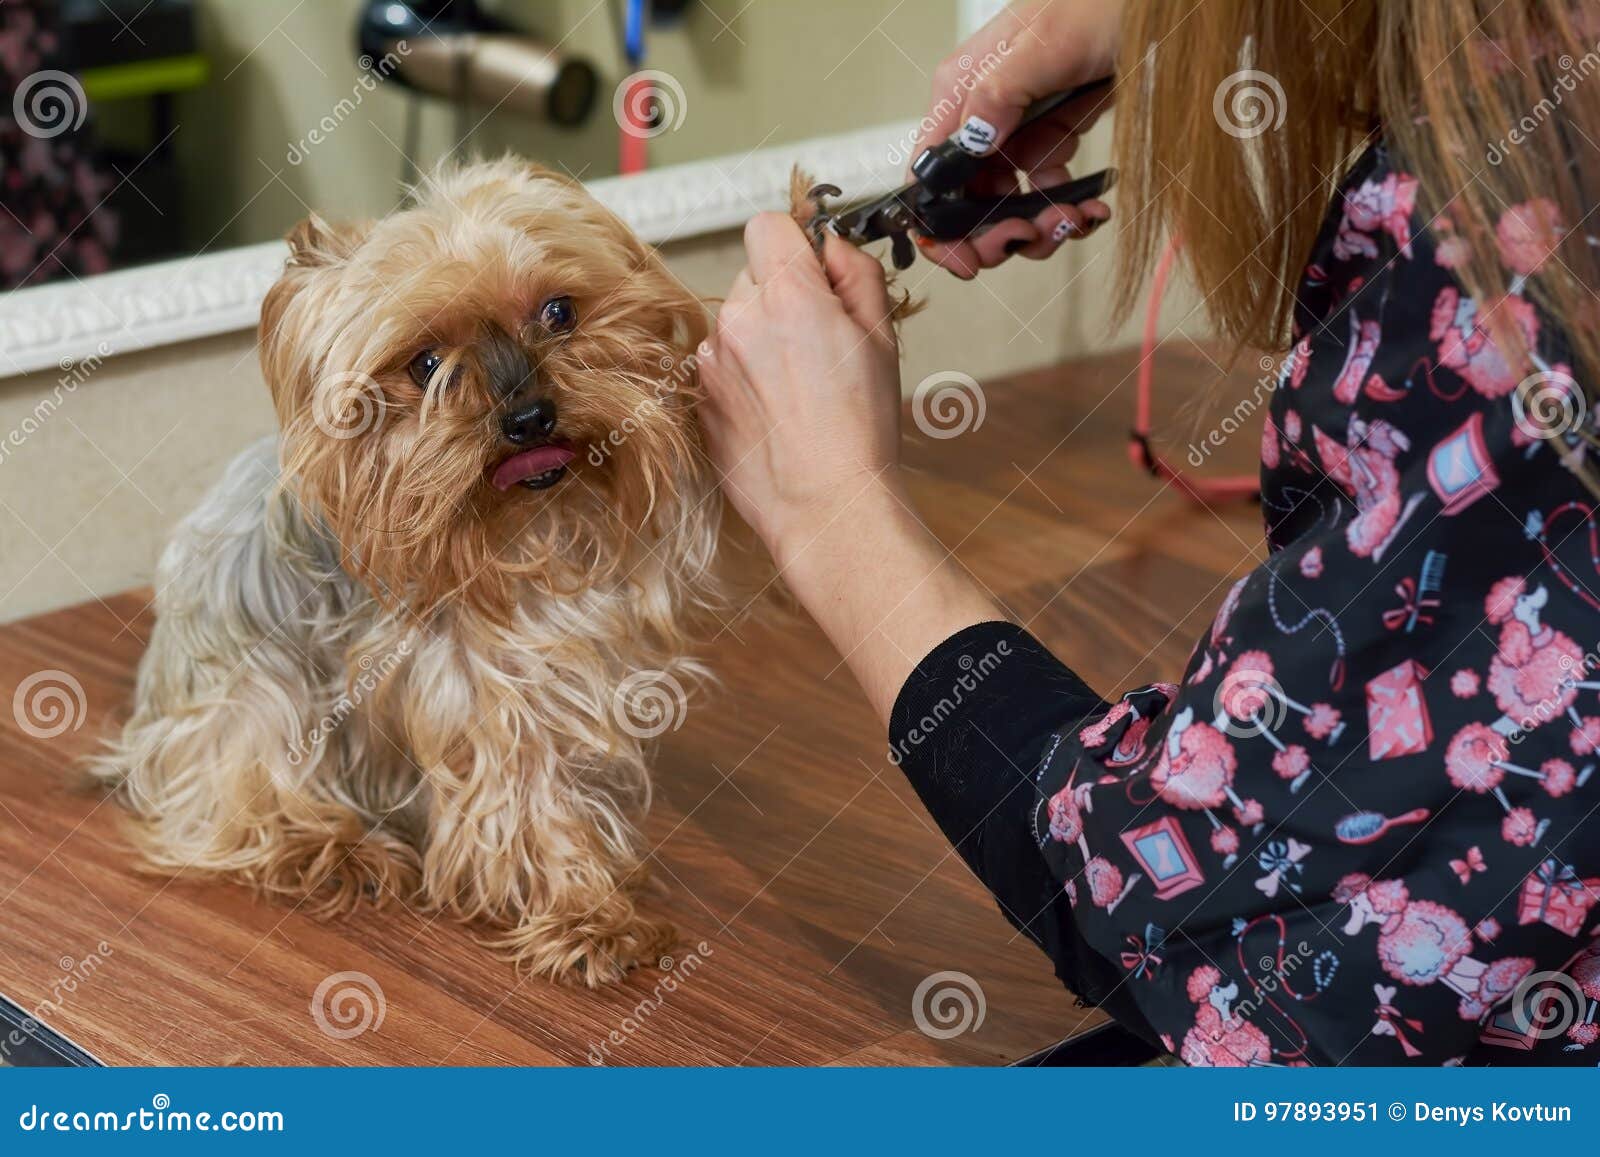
[700,215,904,566]
[914,0,1120,277]
[701,215,1003,724]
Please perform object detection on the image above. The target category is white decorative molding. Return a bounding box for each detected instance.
[0,120,915,380]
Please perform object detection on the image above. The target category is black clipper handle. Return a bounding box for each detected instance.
[908,76,1113,196]
[913,168,1116,241]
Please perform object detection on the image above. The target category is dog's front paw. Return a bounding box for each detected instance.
[483,909,676,986]
[254,824,422,914]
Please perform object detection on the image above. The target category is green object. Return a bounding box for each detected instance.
[79,54,209,102]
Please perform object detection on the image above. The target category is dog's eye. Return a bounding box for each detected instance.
[408,349,443,388]
[538,295,576,333]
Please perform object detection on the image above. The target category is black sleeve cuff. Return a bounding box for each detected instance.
[885,622,1161,1041]
[887,620,1108,844]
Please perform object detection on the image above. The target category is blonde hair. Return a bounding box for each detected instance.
[1113,1,1600,421]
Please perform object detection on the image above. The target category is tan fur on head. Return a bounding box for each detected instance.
[260,159,717,622]
[90,158,735,984]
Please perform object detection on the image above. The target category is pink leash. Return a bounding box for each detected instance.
[1129,238,1262,504]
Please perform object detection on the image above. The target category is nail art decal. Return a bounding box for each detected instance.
[953,115,998,155]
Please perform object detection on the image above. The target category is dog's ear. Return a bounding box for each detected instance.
[283,212,363,268]
[260,215,367,424]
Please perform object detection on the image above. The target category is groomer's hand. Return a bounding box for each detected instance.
[700,214,904,564]
[701,215,1002,721]
[915,0,1121,277]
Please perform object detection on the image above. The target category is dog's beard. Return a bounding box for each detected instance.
[280,365,708,624]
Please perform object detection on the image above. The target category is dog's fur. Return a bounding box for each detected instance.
[90,160,728,984]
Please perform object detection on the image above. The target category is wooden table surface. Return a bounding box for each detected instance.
[0,346,1264,1066]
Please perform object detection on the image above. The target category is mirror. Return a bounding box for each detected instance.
[1,0,963,283]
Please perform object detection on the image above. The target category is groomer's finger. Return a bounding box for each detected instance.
[916,71,1025,170]
[701,318,760,412]
[1013,127,1082,177]
[1016,204,1086,260]
[712,268,763,368]
[820,234,895,342]
[1019,202,1112,261]
[743,213,827,286]
[712,269,758,347]
[1014,168,1091,260]
[726,267,756,303]
[1015,165,1113,260]
[915,236,980,279]
[1010,86,1113,174]
[969,218,1040,269]
[1080,198,1112,224]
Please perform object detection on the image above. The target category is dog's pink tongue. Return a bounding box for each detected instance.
[491,444,576,490]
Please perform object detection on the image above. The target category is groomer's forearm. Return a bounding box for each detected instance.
[774,474,1002,724]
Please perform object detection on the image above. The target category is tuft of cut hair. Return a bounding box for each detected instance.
[789,166,924,326]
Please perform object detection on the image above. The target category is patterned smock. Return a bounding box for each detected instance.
[889,139,1600,1066]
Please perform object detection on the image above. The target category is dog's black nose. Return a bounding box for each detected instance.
[501,398,558,444]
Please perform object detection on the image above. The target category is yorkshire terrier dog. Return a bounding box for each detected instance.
[91,159,728,984]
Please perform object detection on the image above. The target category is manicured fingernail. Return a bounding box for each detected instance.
[914,234,935,249]
[954,115,998,155]
[1052,219,1079,242]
